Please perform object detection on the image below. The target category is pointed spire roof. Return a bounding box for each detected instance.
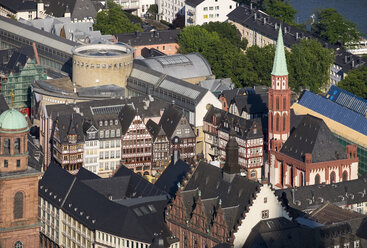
[272,25,288,76]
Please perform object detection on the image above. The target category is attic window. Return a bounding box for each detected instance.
[115,120,118,125]
[110,120,113,125]
[99,121,102,126]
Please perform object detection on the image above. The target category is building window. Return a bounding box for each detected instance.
[343,171,348,181]
[315,174,320,185]
[14,192,23,219]
[116,129,120,137]
[276,97,279,110]
[4,138,10,155]
[14,241,23,248]
[276,115,279,131]
[283,114,286,131]
[203,14,208,19]
[330,172,336,184]
[14,138,20,154]
[16,160,20,168]
[264,197,267,203]
[283,97,286,110]
[4,160,8,168]
[262,210,269,219]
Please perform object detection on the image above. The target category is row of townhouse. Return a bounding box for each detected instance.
[40,96,196,177]
[39,162,179,248]
[203,105,264,181]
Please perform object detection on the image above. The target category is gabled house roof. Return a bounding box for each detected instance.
[159,104,184,139]
[44,0,97,20]
[280,115,347,163]
[146,119,166,141]
[55,113,85,144]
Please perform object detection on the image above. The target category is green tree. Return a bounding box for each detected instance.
[287,39,334,93]
[202,22,248,50]
[178,26,249,87]
[311,8,362,46]
[147,4,158,19]
[93,0,142,35]
[262,0,297,24]
[338,66,367,99]
[241,45,275,86]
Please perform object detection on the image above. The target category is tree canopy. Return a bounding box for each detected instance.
[338,66,367,99]
[311,8,362,46]
[287,39,334,93]
[178,26,334,92]
[262,0,297,25]
[93,0,142,35]
[202,22,248,50]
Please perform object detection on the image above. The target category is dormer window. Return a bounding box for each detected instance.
[104,121,108,126]
[115,120,118,125]
[99,121,102,127]
[110,120,113,125]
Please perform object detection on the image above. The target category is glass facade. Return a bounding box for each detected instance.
[335,134,367,176]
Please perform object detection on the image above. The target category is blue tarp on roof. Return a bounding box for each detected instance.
[325,85,367,116]
[298,90,367,136]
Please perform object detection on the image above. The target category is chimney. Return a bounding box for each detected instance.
[275,23,278,30]
[292,188,296,205]
[352,60,355,67]
[296,32,299,39]
[254,12,257,20]
[305,153,312,163]
[172,136,181,164]
[345,55,348,63]
[250,2,252,9]
[263,17,266,25]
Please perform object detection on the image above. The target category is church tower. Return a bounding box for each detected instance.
[268,26,291,152]
[0,108,41,247]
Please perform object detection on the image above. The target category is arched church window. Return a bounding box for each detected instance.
[315,174,320,185]
[330,172,336,184]
[14,192,23,219]
[14,241,23,248]
[342,171,348,182]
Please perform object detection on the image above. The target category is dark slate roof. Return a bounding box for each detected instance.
[40,163,174,243]
[117,29,180,46]
[55,113,85,144]
[182,161,261,232]
[227,5,366,73]
[0,94,9,114]
[185,0,205,7]
[82,177,131,200]
[146,119,166,140]
[118,104,136,135]
[204,105,263,140]
[4,46,34,73]
[76,166,100,180]
[275,174,367,213]
[244,217,316,248]
[140,47,166,58]
[0,0,37,13]
[159,104,183,139]
[155,159,191,197]
[39,162,76,208]
[298,90,367,136]
[113,165,167,197]
[309,202,365,225]
[280,115,347,163]
[44,0,97,20]
[325,85,367,117]
[220,88,255,105]
[233,93,268,114]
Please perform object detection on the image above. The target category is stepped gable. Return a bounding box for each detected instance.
[181,161,261,232]
[280,115,347,163]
